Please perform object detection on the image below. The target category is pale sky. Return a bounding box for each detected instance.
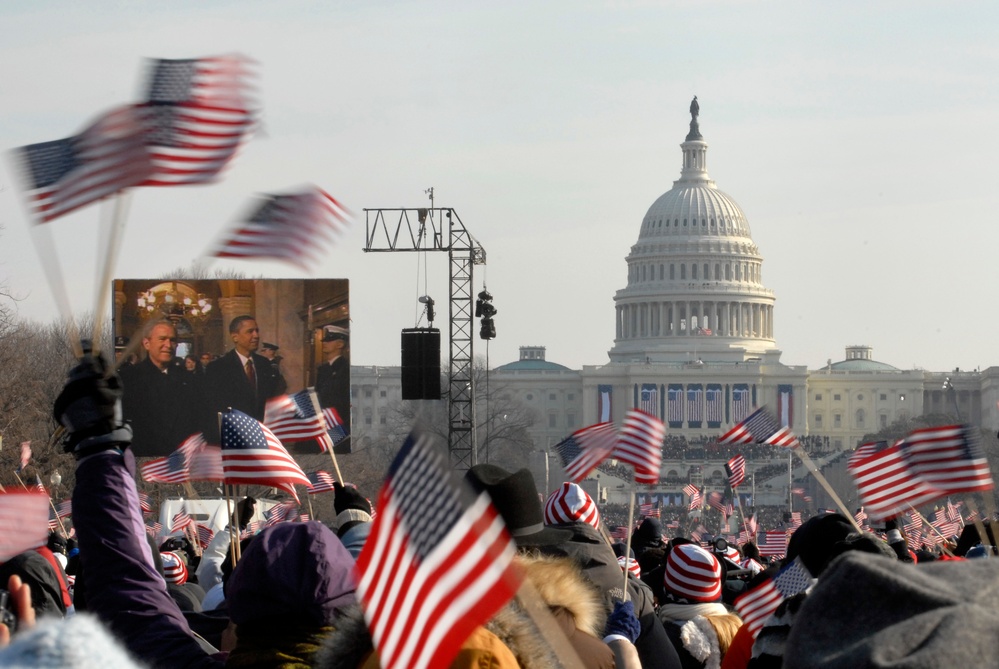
[1,1,997,373]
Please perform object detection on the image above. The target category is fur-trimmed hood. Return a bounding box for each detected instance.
[314,554,606,669]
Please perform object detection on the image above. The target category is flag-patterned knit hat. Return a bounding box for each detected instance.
[161,551,188,585]
[663,544,722,603]
[617,555,641,578]
[543,482,601,529]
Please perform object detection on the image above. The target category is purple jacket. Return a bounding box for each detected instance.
[74,449,222,668]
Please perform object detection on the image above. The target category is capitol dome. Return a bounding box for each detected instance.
[609,99,778,364]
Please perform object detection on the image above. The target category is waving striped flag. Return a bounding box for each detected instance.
[615,409,664,484]
[220,410,311,503]
[195,524,214,550]
[356,431,521,669]
[725,454,746,488]
[145,521,163,538]
[323,407,348,447]
[899,425,994,496]
[307,470,337,494]
[211,187,351,271]
[138,492,153,514]
[734,558,812,639]
[170,510,193,534]
[57,499,73,519]
[140,433,222,483]
[848,441,886,471]
[12,106,154,223]
[265,501,299,527]
[265,390,328,443]
[720,407,800,448]
[850,443,941,521]
[757,530,789,557]
[136,55,255,187]
[553,422,617,483]
[0,492,50,562]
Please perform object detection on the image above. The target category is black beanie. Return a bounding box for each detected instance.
[785,512,855,577]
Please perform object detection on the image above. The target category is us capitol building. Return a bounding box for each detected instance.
[351,100,999,490]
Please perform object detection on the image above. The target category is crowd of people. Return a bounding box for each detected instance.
[0,354,997,668]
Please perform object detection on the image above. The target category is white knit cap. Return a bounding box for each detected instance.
[664,543,722,602]
[543,482,601,529]
[617,555,641,578]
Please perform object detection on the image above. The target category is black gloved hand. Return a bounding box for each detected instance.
[53,351,130,457]
[333,481,371,516]
[604,600,640,644]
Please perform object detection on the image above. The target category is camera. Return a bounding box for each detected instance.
[0,590,17,634]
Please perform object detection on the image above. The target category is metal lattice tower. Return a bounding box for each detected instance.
[363,207,486,469]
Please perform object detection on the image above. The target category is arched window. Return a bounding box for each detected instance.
[692,264,698,280]
[703,263,709,279]
[659,264,664,280]
[714,263,720,280]
[670,264,675,280]
[725,264,731,280]
[680,264,687,280]
[641,266,646,281]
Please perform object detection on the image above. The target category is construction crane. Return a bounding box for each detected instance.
[362,205,486,469]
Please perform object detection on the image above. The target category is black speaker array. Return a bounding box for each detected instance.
[401,328,441,400]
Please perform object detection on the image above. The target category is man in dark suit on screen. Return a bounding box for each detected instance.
[204,315,283,441]
[315,323,350,433]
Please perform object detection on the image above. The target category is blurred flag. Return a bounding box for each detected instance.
[211,186,351,271]
[307,470,337,494]
[140,433,221,483]
[33,476,46,495]
[847,441,886,471]
[57,499,72,519]
[265,390,327,444]
[734,558,812,639]
[170,509,193,533]
[12,106,154,223]
[614,409,664,484]
[850,443,940,521]
[195,524,214,550]
[138,491,153,514]
[220,410,310,502]
[719,407,800,448]
[265,500,299,527]
[17,441,31,473]
[725,454,746,488]
[145,521,163,538]
[356,431,521,669]
[323,407,348,447]
[136,55,255,186]
[553,422,617,483]
[899,425,994,496]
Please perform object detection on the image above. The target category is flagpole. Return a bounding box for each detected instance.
[305,488,315,519]
[308,388,344,482]
[92,191,132,349]
[794,447,862,533]
[733,485,747,542]
[622,482,637,601]
[29,225,83,359]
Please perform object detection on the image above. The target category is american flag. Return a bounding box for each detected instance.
[307,470,337,494]
[220,410,311,502]
[734,558,812,639]
[265,501,299,527]
[725,454,746,488]
[688,489,703,511]
[33,476,46,495]
[136,55,255,187]
[667,386,683,425]
[265,390,328,443]
[705,386,724,425]
[170,510,193,534]
[57,499,72,519]
[848,441,886,471]
[687,387,703,423]
[899,425,994,496]
[849,443,941,521]
[18,441,31,473]
[145,521,163,538]
[610,526,630,541]
[706,491,727,513]
[854,507,868,528]
[757,530,789,557]
[639,384,658,416]
[140,433,222,483]
[931,517,961,540]
[946,500,963,523]
[324,407,349,446]
[790,487,812,504]
[211,187,351,271]
[195,524,214,550]
[732,386,751,422]
[639,502,654,516]
[902,513,922,549]
[719,407,800,448]
[12,105,154,223]
[355,431,521,669]
[788,512,802,530]
[553,422,617,483]
[138,492,153,514]
[615,409,664,484]
[240,520,263,539]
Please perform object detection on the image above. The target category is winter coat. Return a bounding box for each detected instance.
[535,521,683,669]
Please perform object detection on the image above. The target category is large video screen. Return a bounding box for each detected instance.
[112,278,351,456]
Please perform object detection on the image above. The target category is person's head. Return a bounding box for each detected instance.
[184,355,197,371]
[199,352,212,367]
[321,324,348,359]
[662,543,723,604]
[260,343,278,360]
[142,320,177,371]
[229,316,260,356]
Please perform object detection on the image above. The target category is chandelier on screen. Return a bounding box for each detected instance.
[136,282,213,322]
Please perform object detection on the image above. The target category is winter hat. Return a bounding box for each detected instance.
[465,465,572,547]
[663,543,723,603]
[333,481,372,532]
[543,482,601,529]
[784,512,855,577]
[160,551,188,585]
[618,555,641,578]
